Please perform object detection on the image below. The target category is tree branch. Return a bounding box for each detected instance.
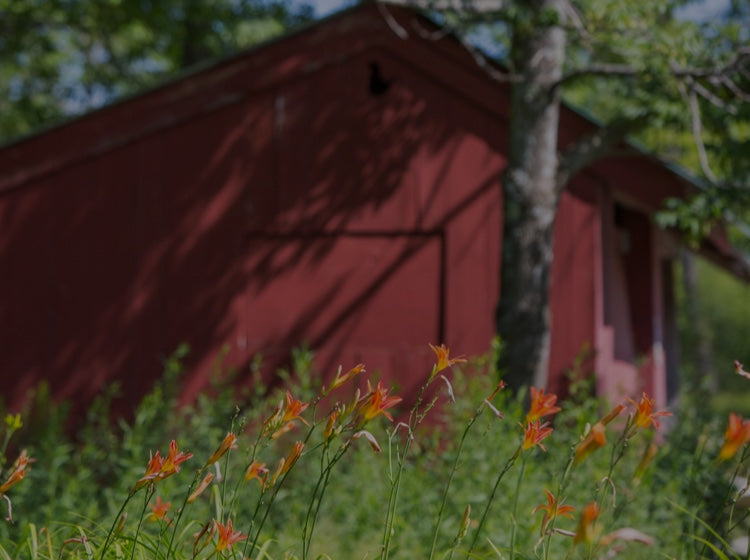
[680,82,718,183]
[556,115,649,191]
[671,46,750,79]
[689,76,738,115]
[380,0,510,16]
[452,35,514,82]
[376,1,410,39]
[409,15,453,40]
[376,0,515,83]
[719,75,750,104]
[553,63,639,90]
[555,47,750,90]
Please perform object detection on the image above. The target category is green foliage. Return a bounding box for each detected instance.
[656,194,726,247]
[556,0,750,233]
[675,256,750,413]
[0,346,743,559]
[0,0,313,143]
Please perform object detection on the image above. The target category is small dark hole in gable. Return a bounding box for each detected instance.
[368,61,392,96]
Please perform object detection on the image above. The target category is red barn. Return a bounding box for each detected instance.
[0,3,746,412]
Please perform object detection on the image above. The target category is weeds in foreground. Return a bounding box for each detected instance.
[1,345,749,559]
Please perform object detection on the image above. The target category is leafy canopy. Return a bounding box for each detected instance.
[0,0,313,142]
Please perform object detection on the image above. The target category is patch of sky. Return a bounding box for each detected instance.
[305,0,736,25]
[302,0,506,58]
[305,0,354,17]
[674,0,731,21]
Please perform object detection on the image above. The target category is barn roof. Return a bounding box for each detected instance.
[1,1,747,279]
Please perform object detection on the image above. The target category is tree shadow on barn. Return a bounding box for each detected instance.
[0,14,506,418]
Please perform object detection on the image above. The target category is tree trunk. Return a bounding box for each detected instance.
[180,0,212,68]
[497,0,566,390]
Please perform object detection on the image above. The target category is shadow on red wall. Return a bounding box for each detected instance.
[0,48,504,417]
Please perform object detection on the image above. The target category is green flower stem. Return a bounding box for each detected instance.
[724,445,750,526]
[509,454,527,560]
[129,486,154,560]
[598,417,635,510]
[166,471,203,559]
[428,403,485,560]
[241,409,322,559]
[302,444,333,560]
[381,378,436,560]
[244,447,307,559]
[239,486,267,559]
[466,445,521,558]
[544,446,576,560]
[154,515,170,558]
[0,433,14,466]
[226,431,266,519]
[380,423,414,560]
[701,443,750,559]
[218,415,242,519]
[246,477,287,556]
[302,442,348,560]
[99,490,137,560]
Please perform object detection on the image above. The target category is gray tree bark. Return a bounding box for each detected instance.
[496,0,566,389]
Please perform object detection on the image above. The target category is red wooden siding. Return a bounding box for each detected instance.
[548,179,600,396]
[0,9,504,411]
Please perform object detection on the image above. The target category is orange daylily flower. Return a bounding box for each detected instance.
[572,405,624,465]
[574,502,600,545]
[270,421,297,440]
[264,392,310,438]
[188,473,215,504]
[270,441,304,486]
[574,422,607,464]
[149,496,171,522]
[204,432,238,467]
[525,387,561,423]
[136,451,164,486]
[214,518,247,551]
[324,410,340,440]
[719,413,750,461]
[281,391,310,425]
[357,381,402,423]
[326,363,366,393]
[429,343,467,375]
[245,460,269,489]
[0,450,31,496]
[134,440,193,490]
[522,421,554,451]
[628,393,671,430]
[160,440,193,477]
[533,489,575,534]
[600,404,626,426]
